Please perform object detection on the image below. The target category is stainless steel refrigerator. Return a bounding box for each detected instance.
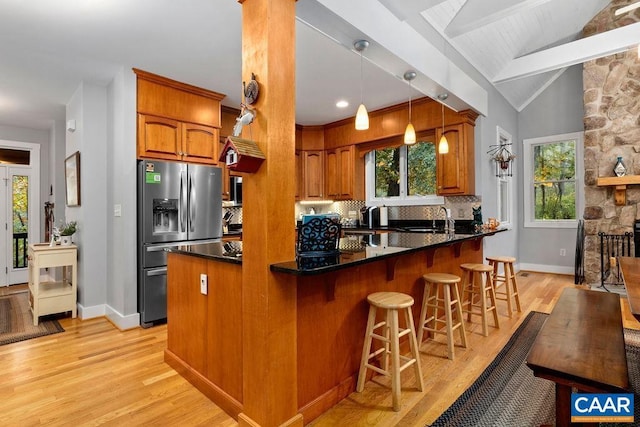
[137,159,222,326]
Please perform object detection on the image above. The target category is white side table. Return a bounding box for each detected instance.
[27,243,77,325]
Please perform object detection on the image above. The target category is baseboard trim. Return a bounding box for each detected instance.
[519,263,574,275]
[77,303,106,320]
[164,349,242,419]
[105,305,140,330]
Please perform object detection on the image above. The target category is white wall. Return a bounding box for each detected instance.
[50,120,67,231]
[517,65,585,274]
[105,67,139,328]
[66,82,109,316]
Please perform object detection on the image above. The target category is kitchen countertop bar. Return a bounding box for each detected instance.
[272,229,501,276]
[165,227,504,424]
[167,241,243,265]
[167,229,502,273]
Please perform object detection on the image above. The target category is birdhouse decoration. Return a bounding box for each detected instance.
[487,143,515,177]
[219,136,266,173]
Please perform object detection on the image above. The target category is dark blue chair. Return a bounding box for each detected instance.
[296,217,341,269]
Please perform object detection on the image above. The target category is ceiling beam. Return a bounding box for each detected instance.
[444,0,555,38]
[302,0,488,115]
[493,22,640,83]
[378,0,446,22]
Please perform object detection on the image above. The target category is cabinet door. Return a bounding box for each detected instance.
[436,124,474,195]
[295,150,302,200]
[325,146,360,200]
[137,114,182,161]
[166,253,208,374]
[338,146,355,199]
[325,149,339,199]
[303,150,324,200]
[182,123,219,165]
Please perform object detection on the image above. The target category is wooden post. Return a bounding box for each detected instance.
[237,1,300,426]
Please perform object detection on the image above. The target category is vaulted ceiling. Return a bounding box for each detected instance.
[0,0,637,131]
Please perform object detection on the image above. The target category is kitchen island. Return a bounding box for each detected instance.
[165,229,501,423]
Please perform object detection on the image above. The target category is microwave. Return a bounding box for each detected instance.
[230,176,242,205]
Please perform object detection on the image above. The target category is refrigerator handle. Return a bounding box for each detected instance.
[189,172,196,233]
[180,169,187,232]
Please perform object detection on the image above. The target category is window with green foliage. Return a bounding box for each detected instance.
[524,132,583,228]
[366,138,442,205]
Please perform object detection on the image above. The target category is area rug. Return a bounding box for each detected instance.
[0,291,64,346]
[429,311,640,427]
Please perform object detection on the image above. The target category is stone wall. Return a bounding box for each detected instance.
[583,0,640,284]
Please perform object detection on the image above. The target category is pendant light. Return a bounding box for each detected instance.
[403,71,417,145]
[438,93,449,154]
[354,40,369,130]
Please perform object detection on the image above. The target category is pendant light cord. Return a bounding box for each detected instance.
[408,82,412,122]
[360,50,364,105]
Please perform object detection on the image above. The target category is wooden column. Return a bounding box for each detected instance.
[238,1,300,426]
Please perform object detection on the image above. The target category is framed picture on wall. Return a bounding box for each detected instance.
[65,151,81,206]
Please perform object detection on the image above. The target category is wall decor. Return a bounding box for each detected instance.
[65,151,81,206]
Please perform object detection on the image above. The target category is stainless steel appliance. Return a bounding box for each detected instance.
[359,206,380,228]
[137,160,222,326]
[229,176,242,205]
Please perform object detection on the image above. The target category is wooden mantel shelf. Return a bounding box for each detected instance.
[596,175,640,205]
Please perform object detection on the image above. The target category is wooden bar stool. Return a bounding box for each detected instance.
[461,263,500,336]
[357,292,424,412]
[486,255,522,317]
[417,273,467,360]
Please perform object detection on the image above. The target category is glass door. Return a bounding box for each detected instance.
[0,166,30,286]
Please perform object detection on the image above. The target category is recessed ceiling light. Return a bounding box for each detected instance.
[336,100,349,108]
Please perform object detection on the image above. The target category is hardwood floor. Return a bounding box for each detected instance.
[0,273,637,426]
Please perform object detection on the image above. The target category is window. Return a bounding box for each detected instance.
[523,132,583,228]
[365,135,443,206]
[496,127,512,228]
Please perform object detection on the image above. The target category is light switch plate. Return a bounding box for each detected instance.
[114,204,122,217]
[200,273,208,295]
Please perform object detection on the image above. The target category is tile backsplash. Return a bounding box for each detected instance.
[295,195,482,222]
[226,196,483,227]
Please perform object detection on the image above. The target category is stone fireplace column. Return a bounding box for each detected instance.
[582,1,640,285]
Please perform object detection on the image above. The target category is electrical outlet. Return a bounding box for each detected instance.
[200,273,208,295]
[348,210,357,218]
[559,248,566,256]
[458,208,465,218]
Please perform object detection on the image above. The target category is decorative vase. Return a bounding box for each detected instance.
[613,156,626,177]
[60,235,73,246]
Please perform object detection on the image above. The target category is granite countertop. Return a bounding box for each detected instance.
[271,228,504,276]
[166,241,243,265]
[166,226,505,274]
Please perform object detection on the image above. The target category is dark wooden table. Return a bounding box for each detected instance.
[620,256,640,322]
[526,287,629,427]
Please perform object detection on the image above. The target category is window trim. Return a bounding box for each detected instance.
[523,131,583,229]
[364,138,444,207]
[496,126,513,229]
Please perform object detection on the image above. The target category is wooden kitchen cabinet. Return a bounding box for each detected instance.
[301,150,325,200]
[436,123,475,195]
[135,69,224,165]
[295,150,302,200]
[138,114,218,164]
[325,145,363,200]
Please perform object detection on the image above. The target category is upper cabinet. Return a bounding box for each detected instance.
[436,122,475,196]
[325,145,364,200]
[302,150,325,200]
[138,115,219,164]
[134,68,225,165]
